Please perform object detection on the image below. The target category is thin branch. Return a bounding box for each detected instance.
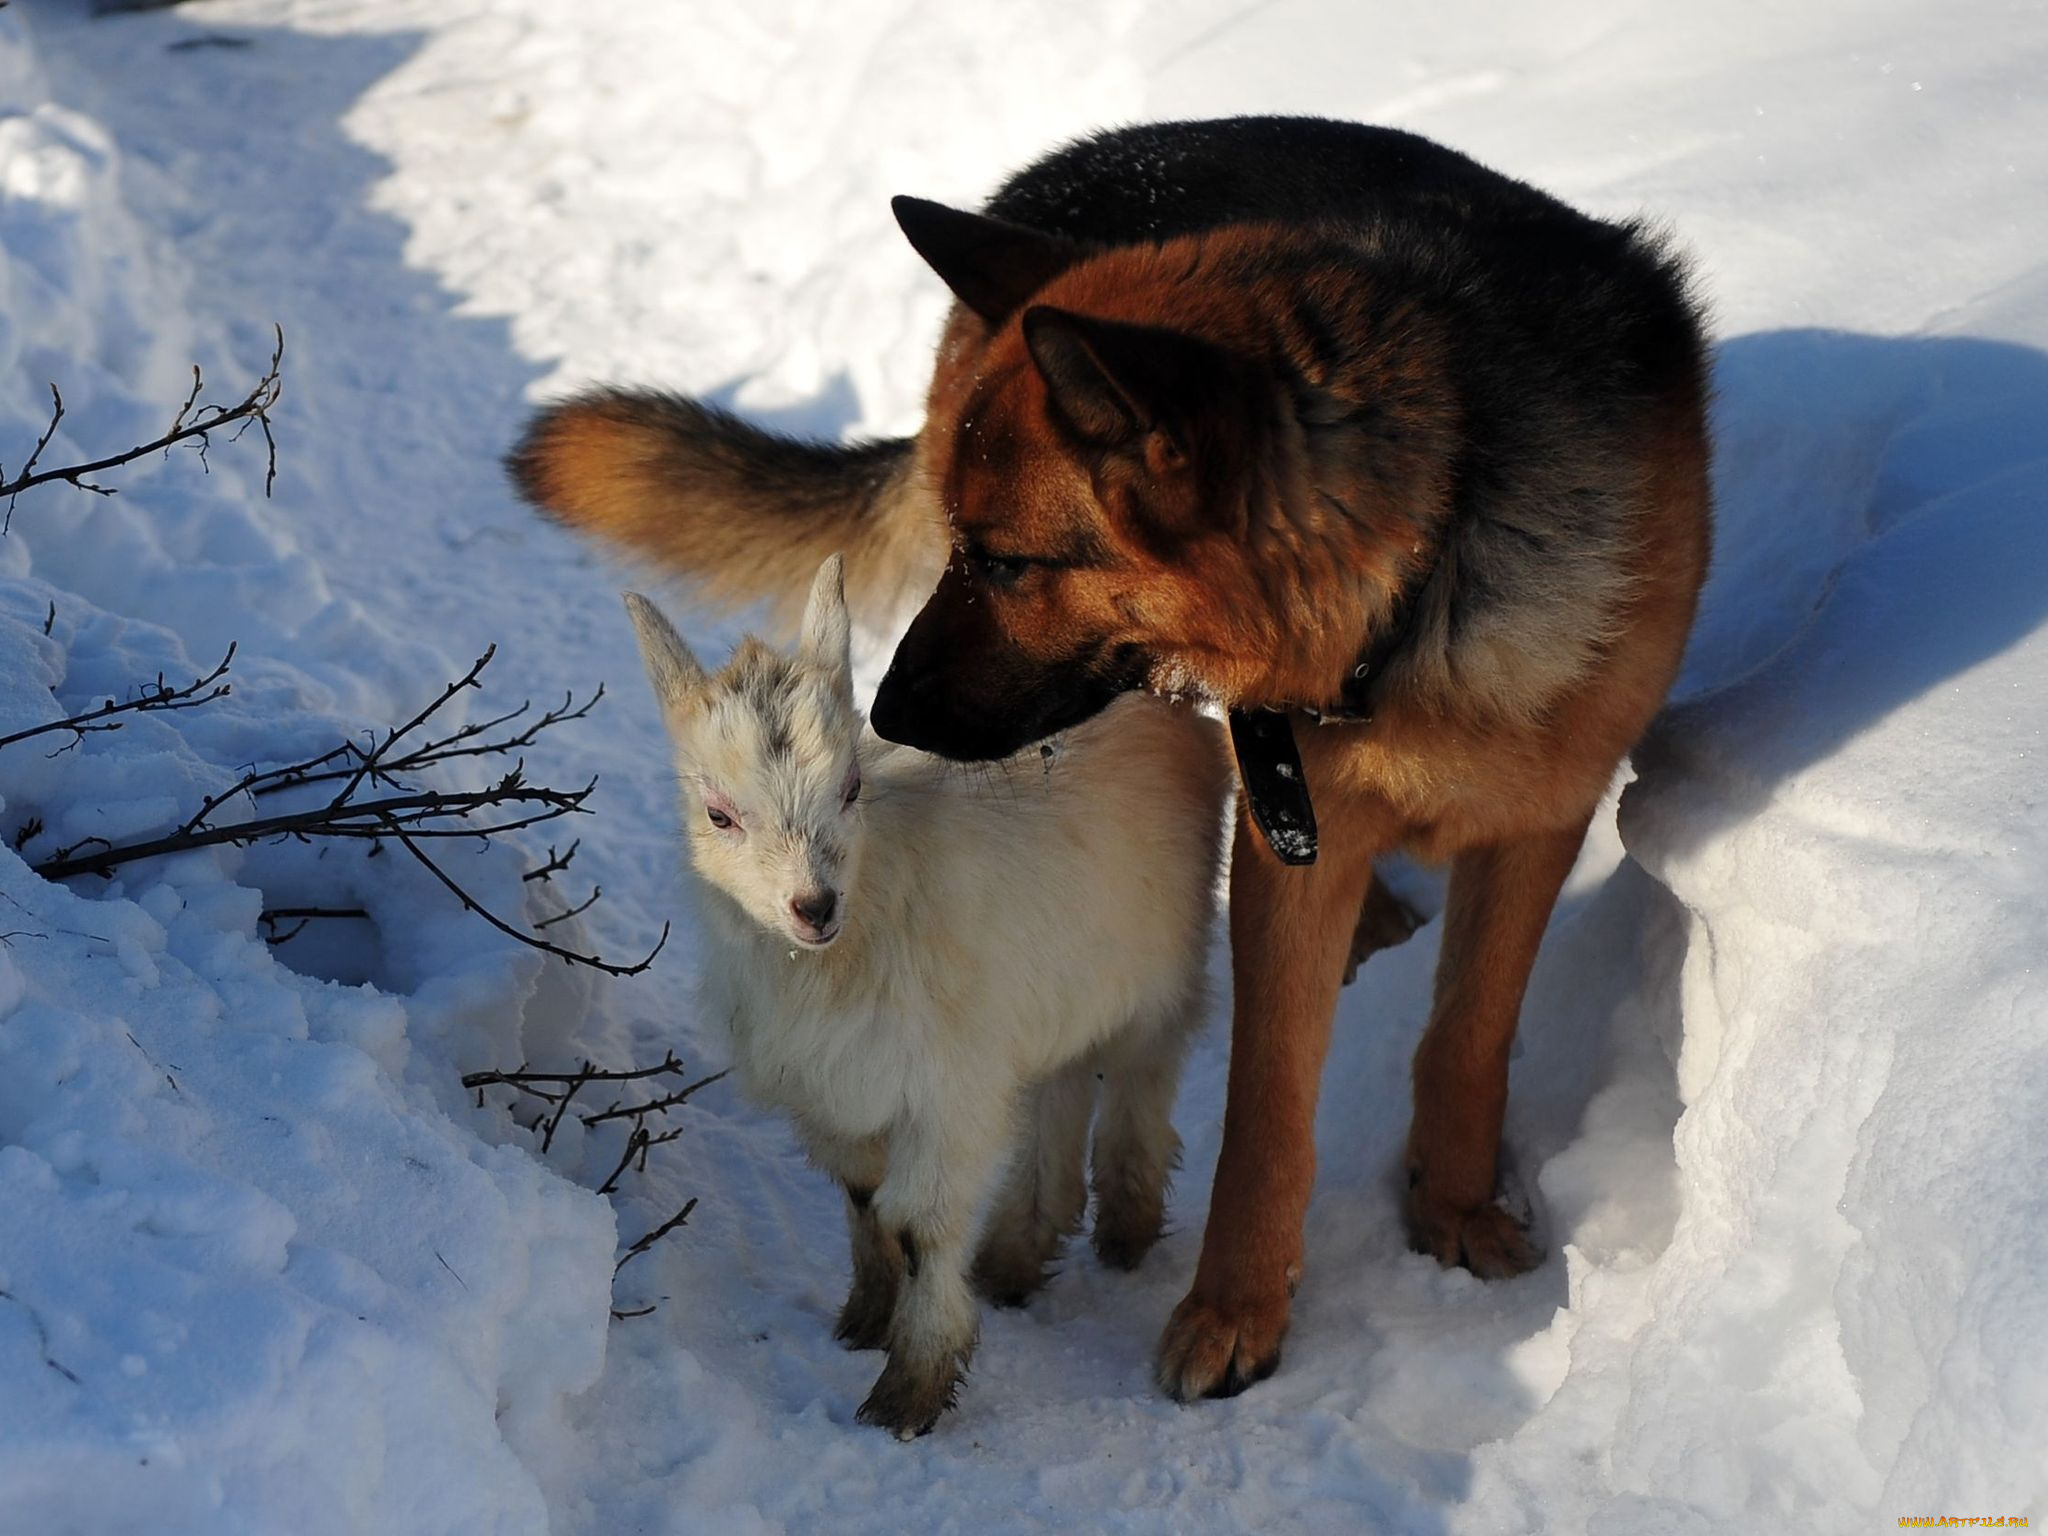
[596,1126,651,1196]
[580,1069,729,1127]
[21,641,650,978]
[259,906,368,947]
[390,830,667,978]
[534,885,601,930]
[2,326,284,529]
[523,839,580,883]
[32,780,592,880]
[124,1029,181,1095]
[535,1063,598,1154]
[0,1288,79,1385]
[465,1054,720,1169]
[170,364,204,435]
[4,385,68,525]
[0,643,235,755]
[461,1055,687,1095]
[614,1199,698,1276]
[319,645,495,812]
[464,1052,713,1321]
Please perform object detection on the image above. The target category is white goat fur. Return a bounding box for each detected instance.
[624,556,1230,1436]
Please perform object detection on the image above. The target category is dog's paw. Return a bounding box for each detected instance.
[1154,1287,1289,1402]
[1403,1184,1541,1279]
[855,1352,962,1440]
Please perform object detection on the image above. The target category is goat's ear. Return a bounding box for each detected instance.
[622,592,708,714]
[892,196,1086,325]
[797,555,852,698]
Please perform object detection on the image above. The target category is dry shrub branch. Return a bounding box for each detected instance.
[2,326,284,531]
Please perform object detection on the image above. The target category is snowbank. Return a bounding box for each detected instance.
[0,15,616,1533]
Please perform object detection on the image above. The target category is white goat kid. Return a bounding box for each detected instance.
[625,556,1228,1438]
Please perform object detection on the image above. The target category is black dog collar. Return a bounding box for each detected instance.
[1227,550,1438,866]
[1227,708,1319,864]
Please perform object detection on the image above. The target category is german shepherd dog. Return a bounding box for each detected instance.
[510,116,1711,1402]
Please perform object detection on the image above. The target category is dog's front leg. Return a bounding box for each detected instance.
[1157,810,1376,1400]
[1403,817,1589,1277]
[856,1094,1011,1438]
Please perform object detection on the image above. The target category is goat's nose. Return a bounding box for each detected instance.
[791,890,837,930]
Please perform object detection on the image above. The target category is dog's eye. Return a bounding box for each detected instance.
[973,553,1030,590]
[841,772,862,809]
[706,807,736,831]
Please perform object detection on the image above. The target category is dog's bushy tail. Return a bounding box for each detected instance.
[507,389,941,629]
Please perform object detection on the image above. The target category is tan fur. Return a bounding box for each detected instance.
[512,392,942,630]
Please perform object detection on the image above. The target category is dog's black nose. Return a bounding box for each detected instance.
[791,891,837,930]
[868,664,927,748]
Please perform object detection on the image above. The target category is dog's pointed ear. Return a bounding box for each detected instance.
[623,592,708,712]
[797,554,853,697]
[1022,306,1238,458]
[893,196,1085,325]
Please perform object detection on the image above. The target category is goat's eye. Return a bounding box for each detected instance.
[706,807,735,831]
[842,773,862,809]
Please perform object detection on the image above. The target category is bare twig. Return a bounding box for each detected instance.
[0,643,235,755]
[33,779,593,880]
[465,1053,714,1319]
[464,1057,723,1140]
[391,830,667,978]
[462,1054,688,1098]
[259,906,368,946]
[1,326,284,529]
[523,840,580,883]
[124,1029,181,1095]
[21,644,652,977]
[533,886,601,930]
[528,1062,607,1154]
[0,1288,79,1385]
[270,685,606,796]
[596,1125,651,1197]
[580,1069,728,1127]
[614,1199,698,1276]
[319,646,496,810]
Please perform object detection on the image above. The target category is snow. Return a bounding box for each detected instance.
[2,0,2045,1531]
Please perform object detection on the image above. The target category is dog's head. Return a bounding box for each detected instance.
[870,303,1269,758]
[871,199,1434,761]
[625,558,869,951]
